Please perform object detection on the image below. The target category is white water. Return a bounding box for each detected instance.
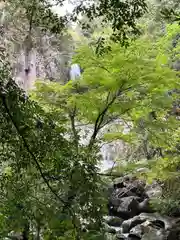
[69,63,82,80]
[78,119,131,172]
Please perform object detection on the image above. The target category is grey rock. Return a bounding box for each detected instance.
[105,216,124,227]
[121,217,145,233]
[104,222,121,234]
[121,212,177,234]
[141,228,166,240]
[129,224,144,238]
[166,229,180,240]
[138,198,154,213]
[138,213,178,230]
[117,196,140,219]
[106,227,116,234]
[145,181,162,198]
[107,176,180,240]
[116,233,129,239]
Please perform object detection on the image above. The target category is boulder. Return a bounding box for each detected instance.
[104,224,116,234]
[112,187,137,202]
[117,196,140,219]
[138,198,154,213]
[114,175,137,188]
[121,212,177,233]
[141,228,166,240]
[125,180,146,198]
[145,181,162,198]
[166,228,180,240]
[106,176,180,240]
[116,233,129,239]
[121,217,145,233]
[137,213,178,230]
[166,219,180,240]
[128,220,167,240]
[129,224,144,238]
[105,216,124,227]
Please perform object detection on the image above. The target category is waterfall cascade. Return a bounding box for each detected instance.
[69,63,83,81]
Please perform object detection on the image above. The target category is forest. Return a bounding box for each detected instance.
[0,0,180,239]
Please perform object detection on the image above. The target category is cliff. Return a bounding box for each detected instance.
[0,1,74,91]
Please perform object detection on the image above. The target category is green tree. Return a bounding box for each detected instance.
[0,52,106,239]
[32,24,179,181]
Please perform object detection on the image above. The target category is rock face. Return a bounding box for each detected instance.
[105,175,180,240]
[0,2,74,92]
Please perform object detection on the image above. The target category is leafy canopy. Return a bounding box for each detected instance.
[32,24,180,182]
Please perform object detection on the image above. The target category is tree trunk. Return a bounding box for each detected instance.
[22,222,29,240]
[36,221,41,240]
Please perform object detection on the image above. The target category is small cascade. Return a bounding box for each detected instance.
[77,119,131,172]
[69,63,83,81]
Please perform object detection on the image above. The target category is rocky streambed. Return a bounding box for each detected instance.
[104,175,180,240]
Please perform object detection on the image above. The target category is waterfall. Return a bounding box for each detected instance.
[77,119,131,172]
[69,63,82,81]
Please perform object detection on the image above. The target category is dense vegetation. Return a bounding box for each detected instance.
[0,0,180,239]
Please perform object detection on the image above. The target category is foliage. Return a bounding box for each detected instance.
[4,0,149,52]
[150,179,180,216]
[71,0,148,48]
[0,53,107,239]
[1,0,180,238]
[32,25,179,158]
[5,0,68,34]
[30,22,180,235]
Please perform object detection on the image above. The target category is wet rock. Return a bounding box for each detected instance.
[128,234,141,240]
[106,176,180,240]
[117,196,140,219]
[126,180,146,198]
[105,225,116,234]
[149,219,165,229]
[141,228,166,240]
[105,216,124,227]
[129,224,144,238]
[116,233,129,239]
[113,187,137,202]
[121,217,145,233]
[166,228,180,240]
[166,219,180,239]
[138,213,178,230]
[138,198,154,213]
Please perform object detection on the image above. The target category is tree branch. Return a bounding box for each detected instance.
[69,105,79,151]
[88,82,126,149]
[1,94,67,204]
[1,94,81,239]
